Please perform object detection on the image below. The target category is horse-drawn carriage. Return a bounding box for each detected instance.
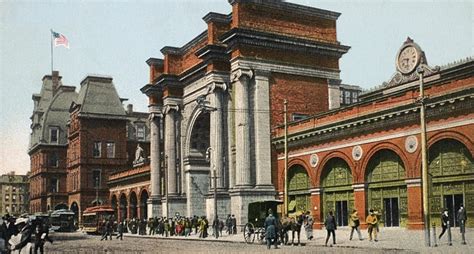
[243,200,283,244]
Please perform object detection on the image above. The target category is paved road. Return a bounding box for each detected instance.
[44,232,412,254]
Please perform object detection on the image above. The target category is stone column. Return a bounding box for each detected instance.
[406,178,424,230]
[209,82,227,189]
[232,68,253,188]
[254,71,273,188]
[147,105,162,217]
[227,84,235,189]
[164,105,179,195]
[352,183,368,229]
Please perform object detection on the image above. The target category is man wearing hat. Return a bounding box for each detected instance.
[439,208,449,240]
[9,217,33,254]
[264,208,278,249]
[0,216,7,253]
[457,204,467,244]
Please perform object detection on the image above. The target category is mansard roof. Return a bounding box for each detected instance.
[75,75,126,119]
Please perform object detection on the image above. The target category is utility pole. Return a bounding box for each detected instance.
[283,99,288,217]
[206,147,218,238]
[95,176,100,206]
[165,155,169,218]
[418,66,430,247]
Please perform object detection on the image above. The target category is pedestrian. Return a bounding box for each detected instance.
[439,209,449,240]
[366,209,378,242]
[100,220,108,241]
[303,211,313,240]
[0,216,7,253]
[34,218,53,254]
[212,216,220,239]
[264,209,278,249]
[457,204,467,244]
[9,217,33,254]
[324,211,337,246]
[116,221,124,240]
[349,209,363,241]
[291,213,303,245]
[231,215,237,234]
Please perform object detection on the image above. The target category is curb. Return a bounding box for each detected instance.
[123,233,245,244]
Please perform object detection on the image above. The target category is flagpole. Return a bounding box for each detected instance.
[51,29,53,73]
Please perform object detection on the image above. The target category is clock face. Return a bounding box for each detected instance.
[397,46,419,74]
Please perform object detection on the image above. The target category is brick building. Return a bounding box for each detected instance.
[29,72,150,222]
[272,40,474,230]
[140,0,350,226]
[0,172,30,216]
[29,71,77,213]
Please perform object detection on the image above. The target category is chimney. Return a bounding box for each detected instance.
[52,71,60,96]
[127,104,133,114]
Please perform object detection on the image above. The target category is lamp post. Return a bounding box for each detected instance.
[165,155,169,218]
[283,99,288,217]
[206,147,218,230]
[95,175,100,206]
[417,66,430,247]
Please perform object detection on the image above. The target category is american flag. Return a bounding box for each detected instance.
[51,30,69,49]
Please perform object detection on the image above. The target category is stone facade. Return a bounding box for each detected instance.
[0,172,29,216]
[141,0,349,227]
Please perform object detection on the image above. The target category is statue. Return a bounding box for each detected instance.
[134,144,145,164]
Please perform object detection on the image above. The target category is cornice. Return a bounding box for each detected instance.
[220,28,350,58]
[146,58,164,67]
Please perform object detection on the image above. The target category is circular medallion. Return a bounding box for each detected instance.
[405,135,418,153]
[352,145,363,161]
[309,154,319,168]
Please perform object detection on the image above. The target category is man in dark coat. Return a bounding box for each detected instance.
[264,209,278,249]
[457,204,467,244]
[212,216,220,239]
[231,215,237,234]
[439,209,449,240]
[0,216,7,253]
[324,211,337,246]
[116,221,124,240]
[34,218,53,254]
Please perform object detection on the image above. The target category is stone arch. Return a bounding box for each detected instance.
[111,194,118,219]
[365,148,407,227]
[119,193,128,221]
[129,191,138,219]
[320,157,354,227]
[139,189,149,219]
[279,158,313,189]
[183,105,210,159]
[361,142,409,181]
[317,151,354,186]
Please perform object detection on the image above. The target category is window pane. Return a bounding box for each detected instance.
[93,142,101,157]
[106,142,115,158]
[93,170,101,187]
[50,128,59,143]
[137,125,145,140]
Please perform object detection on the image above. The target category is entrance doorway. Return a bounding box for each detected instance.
[444,194,463,227]
[335,200,348,226]
[383,198,399,227]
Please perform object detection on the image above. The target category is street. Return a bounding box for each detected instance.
[44,232,413,254]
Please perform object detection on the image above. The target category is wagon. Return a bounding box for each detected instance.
[243,200,283,244]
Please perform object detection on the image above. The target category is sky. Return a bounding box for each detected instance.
[0,0,472,176]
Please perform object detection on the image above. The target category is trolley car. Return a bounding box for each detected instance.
[82,205,115,234]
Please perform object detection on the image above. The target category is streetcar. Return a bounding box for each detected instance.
[82,205,115,234]
[50,209,76,232]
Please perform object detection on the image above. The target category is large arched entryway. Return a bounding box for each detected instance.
[119,194,128,221]
[287,165,310,217]
[140,190,149,219]
[321,158,353,227]
[129,192,138,219]
[429,139,474,227]
[366,149,407,227]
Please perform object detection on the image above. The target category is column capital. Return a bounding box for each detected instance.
[163,104,180,115]
[352,183,367,191]
[309,188,322,195]
[207,82,227,94]
[148,105,163,120]
[231,68,253,83]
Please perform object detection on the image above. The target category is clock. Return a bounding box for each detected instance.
[396,44,421,74]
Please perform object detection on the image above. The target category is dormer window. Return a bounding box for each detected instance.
[50,127,59,144]
[136,124,145,141]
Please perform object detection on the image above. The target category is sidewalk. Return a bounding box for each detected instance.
[124,227,473,253]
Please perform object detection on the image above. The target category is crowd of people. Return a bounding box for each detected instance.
[0,214,53,254]
[100,213,239,241]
